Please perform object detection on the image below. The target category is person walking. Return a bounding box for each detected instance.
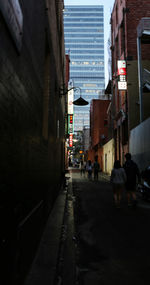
[93,156,100,181]
[110,160,127,208]
[83,160,86,177]
[79,161,84,176]
[87,160,92,180]
[124,153,140,207]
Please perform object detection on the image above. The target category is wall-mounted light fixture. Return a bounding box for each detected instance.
[59,85,89,106]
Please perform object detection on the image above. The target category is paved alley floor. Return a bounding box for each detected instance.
[71,169,150,285]
[23,168,150,285]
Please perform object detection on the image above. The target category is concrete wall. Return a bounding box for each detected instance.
[129,117,150,171]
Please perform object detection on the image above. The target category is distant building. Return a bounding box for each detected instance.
[64,5,105,131]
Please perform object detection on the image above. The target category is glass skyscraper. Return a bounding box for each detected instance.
[64,5,105,131]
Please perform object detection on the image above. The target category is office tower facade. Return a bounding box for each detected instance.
[64,5,105,131]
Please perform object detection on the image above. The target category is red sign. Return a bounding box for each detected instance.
[118,67,126,76]
[117,60,126,75]
[117,60,127,90]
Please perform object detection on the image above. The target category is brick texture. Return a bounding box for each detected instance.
[0,0,65,244]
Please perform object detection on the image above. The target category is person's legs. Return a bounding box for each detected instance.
[113,191,117,205]
[131,188,137,207]
[118,187,122,205]
[113,185,118,206]
[132,191,136,200]
[127,191,131,206]
[96,171,98,180]
[126,184,137,207]
[116,185,122,208]
[94,170,98,180]
[88,170,92,180]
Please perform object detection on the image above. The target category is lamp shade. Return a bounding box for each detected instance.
[73,96,89,106]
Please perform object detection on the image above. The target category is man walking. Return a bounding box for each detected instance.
[93,156,100,181]
[124,153,140,207]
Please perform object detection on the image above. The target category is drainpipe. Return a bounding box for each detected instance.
[137,36,143,123]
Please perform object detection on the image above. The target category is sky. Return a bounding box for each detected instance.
[64,0,115,86]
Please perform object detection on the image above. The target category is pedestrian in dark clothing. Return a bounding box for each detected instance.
[93,157,100,181]
[110,160,127,208]
[87,160,92,180]
[79,161,84,176]
[124,153,140,207]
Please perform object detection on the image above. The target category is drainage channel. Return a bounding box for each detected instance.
[54,176,77,285]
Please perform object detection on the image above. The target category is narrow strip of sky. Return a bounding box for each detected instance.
[64,0,115,87]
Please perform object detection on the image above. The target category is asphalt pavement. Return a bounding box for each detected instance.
[71,169,150,285]
[23,168,150,285]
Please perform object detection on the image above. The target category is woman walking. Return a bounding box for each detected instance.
[110,160,127,208]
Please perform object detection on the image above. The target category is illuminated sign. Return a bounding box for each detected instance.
[68,87,74,114]
[69,134,73,147]
[117,60,127,90]
[68,114,74,134]
[0,0,23,52]
[118,60,126,75]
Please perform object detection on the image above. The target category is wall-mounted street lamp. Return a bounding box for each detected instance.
[72,87,89,106]
[60,85,89,106]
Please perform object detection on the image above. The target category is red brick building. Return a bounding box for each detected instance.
[88,99,110,169]
[111,0,150,163]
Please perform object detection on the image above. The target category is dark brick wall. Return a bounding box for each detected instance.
[0,0,65,213]
[126,0,150,60]
[0,0,65,282]
[111,0,150,61]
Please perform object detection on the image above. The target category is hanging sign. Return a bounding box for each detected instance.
[69,134,73,147]
[68,87,74,114]
[118,81,127,90]
[118,60,126,75]
[118,60,127,90]
[68,114,74,134]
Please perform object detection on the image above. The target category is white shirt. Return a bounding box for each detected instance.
[110,168,127,184]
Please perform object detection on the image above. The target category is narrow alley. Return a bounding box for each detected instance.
[24,168,150,285]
